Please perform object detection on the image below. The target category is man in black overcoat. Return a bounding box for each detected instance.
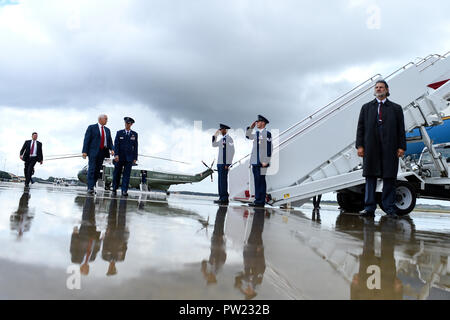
[356,80,406,218]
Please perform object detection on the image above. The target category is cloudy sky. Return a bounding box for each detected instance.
[0,0,449,193]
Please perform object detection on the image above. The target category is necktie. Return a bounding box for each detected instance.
[100,126,105,149]
[222,137,226,165]
[378,102,383,123]
[256,131,260,165]
[30,141,35,155]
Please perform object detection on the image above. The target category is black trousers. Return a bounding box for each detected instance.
[24,157,38,186]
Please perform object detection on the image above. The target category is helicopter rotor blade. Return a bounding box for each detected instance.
[45,155,83,161]
[201,160,210,168]
[138,154,191,165]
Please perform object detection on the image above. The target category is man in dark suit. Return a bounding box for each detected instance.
[112,117,138,196]
[82,114,114,194]
[356,80,406,218]
[19,132,43,187]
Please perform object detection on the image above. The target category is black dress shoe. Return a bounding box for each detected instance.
[213,200,222,204]
[111,190,117,196]
[122,192,128,197]
[359,210,375,217]
[87,189,95,195]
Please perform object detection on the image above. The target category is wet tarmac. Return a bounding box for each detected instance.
[0,182,449,300]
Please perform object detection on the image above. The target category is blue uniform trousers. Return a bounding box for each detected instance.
[113,161,133,193]
[252,165,267,205]
[217,164,229,202]
[87,152,106,190]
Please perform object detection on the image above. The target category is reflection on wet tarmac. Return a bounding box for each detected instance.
[350,217,403,299]
[0,182,449,299]
[10,189,34,239]
[201,206,227,285]
[336,212,450,300]
[234,207,267,300]
[103,199,129,277]
[70,196,101,276]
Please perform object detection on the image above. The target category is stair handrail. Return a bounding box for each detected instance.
[231,74,381,166]
[419,53,449,73]
[277,74,381,138]
[277,78,380,150]
[415,54,443,67]
[384,61,415,80]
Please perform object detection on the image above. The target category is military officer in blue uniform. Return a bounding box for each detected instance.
[212,124,235,205]
[112,117,138,196]
[246,115,273,207]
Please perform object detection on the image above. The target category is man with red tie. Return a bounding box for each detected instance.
[82,114,114,194]
[20,132,43,188]
[356,80,406,219]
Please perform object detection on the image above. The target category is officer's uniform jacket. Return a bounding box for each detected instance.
[114,130,138,162]
[212,134,235,165]
[246,127,272,167]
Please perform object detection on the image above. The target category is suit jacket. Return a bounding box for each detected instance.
[246,127,272,166]
[212,134,235,165]
[20,140,43,162]
[82,124,113,158]
[356,99,406,178]
[114,130,138,162]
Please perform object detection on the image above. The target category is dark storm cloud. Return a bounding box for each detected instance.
[0,0,449,130]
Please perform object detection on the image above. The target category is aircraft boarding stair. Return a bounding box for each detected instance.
[229,52,450,208]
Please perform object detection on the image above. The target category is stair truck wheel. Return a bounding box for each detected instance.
[337,191,365,213]
[377,181,416,216]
